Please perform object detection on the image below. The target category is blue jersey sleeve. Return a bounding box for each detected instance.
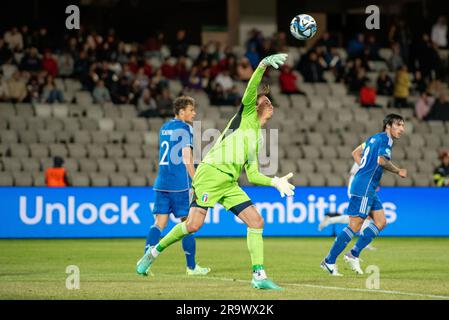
[378,135,393,160]
[178,123,193,149]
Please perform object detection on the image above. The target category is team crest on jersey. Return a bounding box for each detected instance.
[370,138,376,143]
[202,193,209,203]
[386,148,391,157]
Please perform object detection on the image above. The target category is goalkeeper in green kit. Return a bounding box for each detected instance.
[136,53,295,290]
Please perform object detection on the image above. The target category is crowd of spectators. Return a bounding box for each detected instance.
[0,15,448,121]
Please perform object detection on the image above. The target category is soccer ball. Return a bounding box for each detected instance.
[290,14,317,40]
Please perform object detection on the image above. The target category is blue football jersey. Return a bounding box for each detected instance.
[350,132,393,197]
[153,119,193,192]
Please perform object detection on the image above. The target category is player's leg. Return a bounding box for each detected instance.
[361,217,377,250]
[172,191,211,275]
[144,191,171,253]
[349,208,385,258]
[344,197,384,274]
[321,195,367,276]
[318,213,350,231]
[236,205,282,290]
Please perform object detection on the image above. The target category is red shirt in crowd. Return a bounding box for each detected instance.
[279,70,299,93]
[360,86,376,105]
[42,56,58,77]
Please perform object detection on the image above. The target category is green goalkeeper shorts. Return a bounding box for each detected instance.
[191,163,251,211]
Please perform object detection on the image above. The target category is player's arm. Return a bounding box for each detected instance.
[245,160,295,198]
[378,156,407,178]
[352,143,365,165]
[241,53,288,112]
[182,146,195,179]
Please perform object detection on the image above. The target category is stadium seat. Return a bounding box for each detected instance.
[78,158,98,173]
[73,131,92,144]
[326,175,344,186]
[91,131,109,144]
[0,172,13,186]
[26,118,46,130]
[86,144,106,158]
[71,173,90,186]
[109,173,128,186]
[48,144,68,157]
[301,146,320,159]
[143,132,159,146]
[115,119,133,131]
[0,103,16,117]
[98,118,115,131]
[119,105,138,118]
[80,118,99,131]
[125,132,144,145]
[51,104,69,118]
[86,106,104,119]
[68,144,87,158]
[108,131,125,144]
[34,104,52,117]
[314,160,333,173]
[103,105,121,118]
[105,144,125,158]
[13,172,33,186]
[413,174,432,187]
[281,160,297,174]
[9,118,28,130]
[10,144,29,158]
[381,174,396,186]
[98,159,117,173]
[62,118,81,131]
[396,176,413,186]
[32,172,46,187]
[37,130,56,143]
[64,158,79,172]
[1,130,18,143]
[307,173,326,186]
[30,144,49,158]
[2,158,22,171]
[116,158,136,173]
[127,174,147,186]
[21,158,40,172]
[135,158,153,173]
[124,145,143,158]
[296,159,316,173]
[131,118,149,131]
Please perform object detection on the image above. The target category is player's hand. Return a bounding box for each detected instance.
[260,53,288,69]
[271,172,295,197]
[398,168,407,178]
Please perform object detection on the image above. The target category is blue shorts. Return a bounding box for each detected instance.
[152,190,190,218]
[347,194,383,219]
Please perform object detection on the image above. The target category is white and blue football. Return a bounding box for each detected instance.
[290,14,318,40]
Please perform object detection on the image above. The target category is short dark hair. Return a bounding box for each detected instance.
[53,156,64,167]
[173,96,195,115]
[382,113,404,131]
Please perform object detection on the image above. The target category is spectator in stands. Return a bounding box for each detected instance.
[279,65,305,95]
[35,27,52,52]
[315,32,337,52]
[161,57,177,79]
[1,57,17,80]
[388,42,404,72]
[414,33,441,80]
[347,33,365,58]
[138,88,159,117]
[58,51,74,78]
[21,25,33,49]
[215,69,234,92]
[412,70,428,94]
[415,91,434,120]
[209,82,238,106]
[45,156,71,187]
[431,16,448,49]
[376,69,394,95]
[236,57,253,81]
[135,67,150,90]
[299,50,325,83]
[388,19,411,64]
[26,75,41,104]
[425,93,449,121]
[151,68,169,93]
[6,71,27,103]
[245,44,260,70]
[143,31,164,58]
[348,67,368,94]
[20,47,42,72]
[272,31,287,52]
[359,79,381,108]
[433,150,449,187]
[0,72,10,101]
[41,75,64,103]
[185,66,203,90]
[394,65,410,108]
[4,27,23,51]
[171,29,189,58]
[42,50,59,77]
[157,88,174,117]
[366,34,382,60]
[73,50,90,81]
[92,80,111,104]
[0,38,13,65]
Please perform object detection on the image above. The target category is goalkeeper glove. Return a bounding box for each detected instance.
[260,53,288,69]
[271,172,295,198]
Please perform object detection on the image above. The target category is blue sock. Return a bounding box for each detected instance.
[144,225,162,254]
[182,234,196,270]
[350,223,380,257]
[325,227,355,264]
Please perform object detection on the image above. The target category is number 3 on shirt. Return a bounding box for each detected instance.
[359,146,370,169]
[159,141,170,165]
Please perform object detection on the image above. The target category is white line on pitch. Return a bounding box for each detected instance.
[157,274,449,300]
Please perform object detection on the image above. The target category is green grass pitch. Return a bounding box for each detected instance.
[1,237,448,300]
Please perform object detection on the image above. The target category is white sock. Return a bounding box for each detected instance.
[151,246,160,258]
[253,269,267,280]
[361,219,371,232]
[328,215,350,225]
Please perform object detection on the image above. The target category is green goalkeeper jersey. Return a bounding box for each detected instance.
[201,66,272,186]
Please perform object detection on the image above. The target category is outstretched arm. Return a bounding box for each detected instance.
[241,53,288,113]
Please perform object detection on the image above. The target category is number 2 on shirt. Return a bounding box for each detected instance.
[159,141,170,165]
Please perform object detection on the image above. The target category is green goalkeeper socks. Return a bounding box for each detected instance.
[156,221,189,252]
[247,228,264,270]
